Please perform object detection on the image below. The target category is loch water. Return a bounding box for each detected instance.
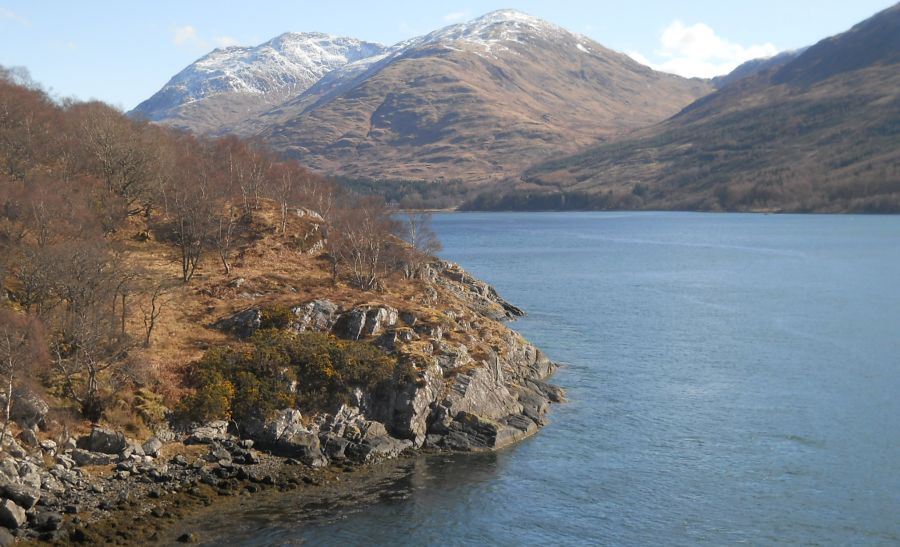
[198,212,900,546]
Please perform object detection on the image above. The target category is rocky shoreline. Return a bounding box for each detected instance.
[0,260,564,544]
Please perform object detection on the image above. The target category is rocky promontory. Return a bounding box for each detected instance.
[0,259,563,544]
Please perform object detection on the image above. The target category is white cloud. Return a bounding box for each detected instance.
[0,6,29,27]
[629,20,779,78]
[214,36,240,48]
[442,11,468,23]
[171,25,205,48]
[171,25,241,51]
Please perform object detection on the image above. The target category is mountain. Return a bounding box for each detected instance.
[251,10,712,182]
[134,10,712,183]
[131,33,385,134]
[518,3,900,213]
[711,49,806,89]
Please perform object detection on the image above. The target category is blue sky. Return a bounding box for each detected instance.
[1,1,895,110]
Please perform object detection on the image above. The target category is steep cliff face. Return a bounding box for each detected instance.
[216,258,564,457]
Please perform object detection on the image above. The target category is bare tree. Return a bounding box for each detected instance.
[326,196,400,291]
[269,162,302,235]
[400,211,442,279]
[140,282,170,347]
[74,102,155,218]
[0,310,47,444]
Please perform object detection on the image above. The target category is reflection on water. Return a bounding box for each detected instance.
[195,452,506,546]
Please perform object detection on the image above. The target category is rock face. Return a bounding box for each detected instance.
[214,258,564,455]
[430,261,525,320]
[290,300,340,332]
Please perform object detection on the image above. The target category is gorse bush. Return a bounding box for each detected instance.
[181,330,410,423]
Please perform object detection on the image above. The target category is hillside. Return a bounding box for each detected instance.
[513,3,900,213]
[131,33,385,134]
[133,10,712,184]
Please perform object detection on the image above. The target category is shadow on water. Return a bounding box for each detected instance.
[191,452,506,546]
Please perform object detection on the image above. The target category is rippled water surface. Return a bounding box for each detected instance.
[200,212,900,545]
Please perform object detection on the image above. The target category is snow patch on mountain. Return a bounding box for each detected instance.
[132,33,384,119]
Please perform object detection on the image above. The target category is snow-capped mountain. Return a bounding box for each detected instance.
[133,10,712,182]
[130,33,384,132]
[252,10,711,182]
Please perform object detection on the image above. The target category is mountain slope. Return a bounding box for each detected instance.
[711,49,806,89]
[131,33,385,134]
[248,10,712,182]
[520,3,900,212]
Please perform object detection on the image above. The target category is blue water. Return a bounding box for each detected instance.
[200,212,900,545]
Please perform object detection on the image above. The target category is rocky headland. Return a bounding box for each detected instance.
[0,260,563,545]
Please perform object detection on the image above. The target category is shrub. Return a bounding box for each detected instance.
[259,306,294,330]
[133,387,169,426]
[180,330,406,423]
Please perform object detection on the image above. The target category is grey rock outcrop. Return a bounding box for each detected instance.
[213,308,262,337]
[334,305,398,340]
[290,300,340,332]
[186,421,232,445]
[431,261,525,320]
[77,428,126,454]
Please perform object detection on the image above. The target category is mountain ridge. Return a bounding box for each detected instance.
[516,3,900,212]
[131,32,385,133]
[131,10,712,183]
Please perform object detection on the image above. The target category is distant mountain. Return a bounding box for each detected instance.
[131,33,385,134]
[711,49,806,89]
[518,3,900,213]
[133,10,712,183]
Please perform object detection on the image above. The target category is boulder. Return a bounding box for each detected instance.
[71,449,117,467]
[346,435,413,463]
[0,499,26,529]
[9,387,49,430]
[242,409,305,445]
[0,527,13,546]
[186,421,231,445]
[142,437,163,457]
[213,308,262,337]
[77,428,126,454]
[277,432,327,467]
[1,482,40,509]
